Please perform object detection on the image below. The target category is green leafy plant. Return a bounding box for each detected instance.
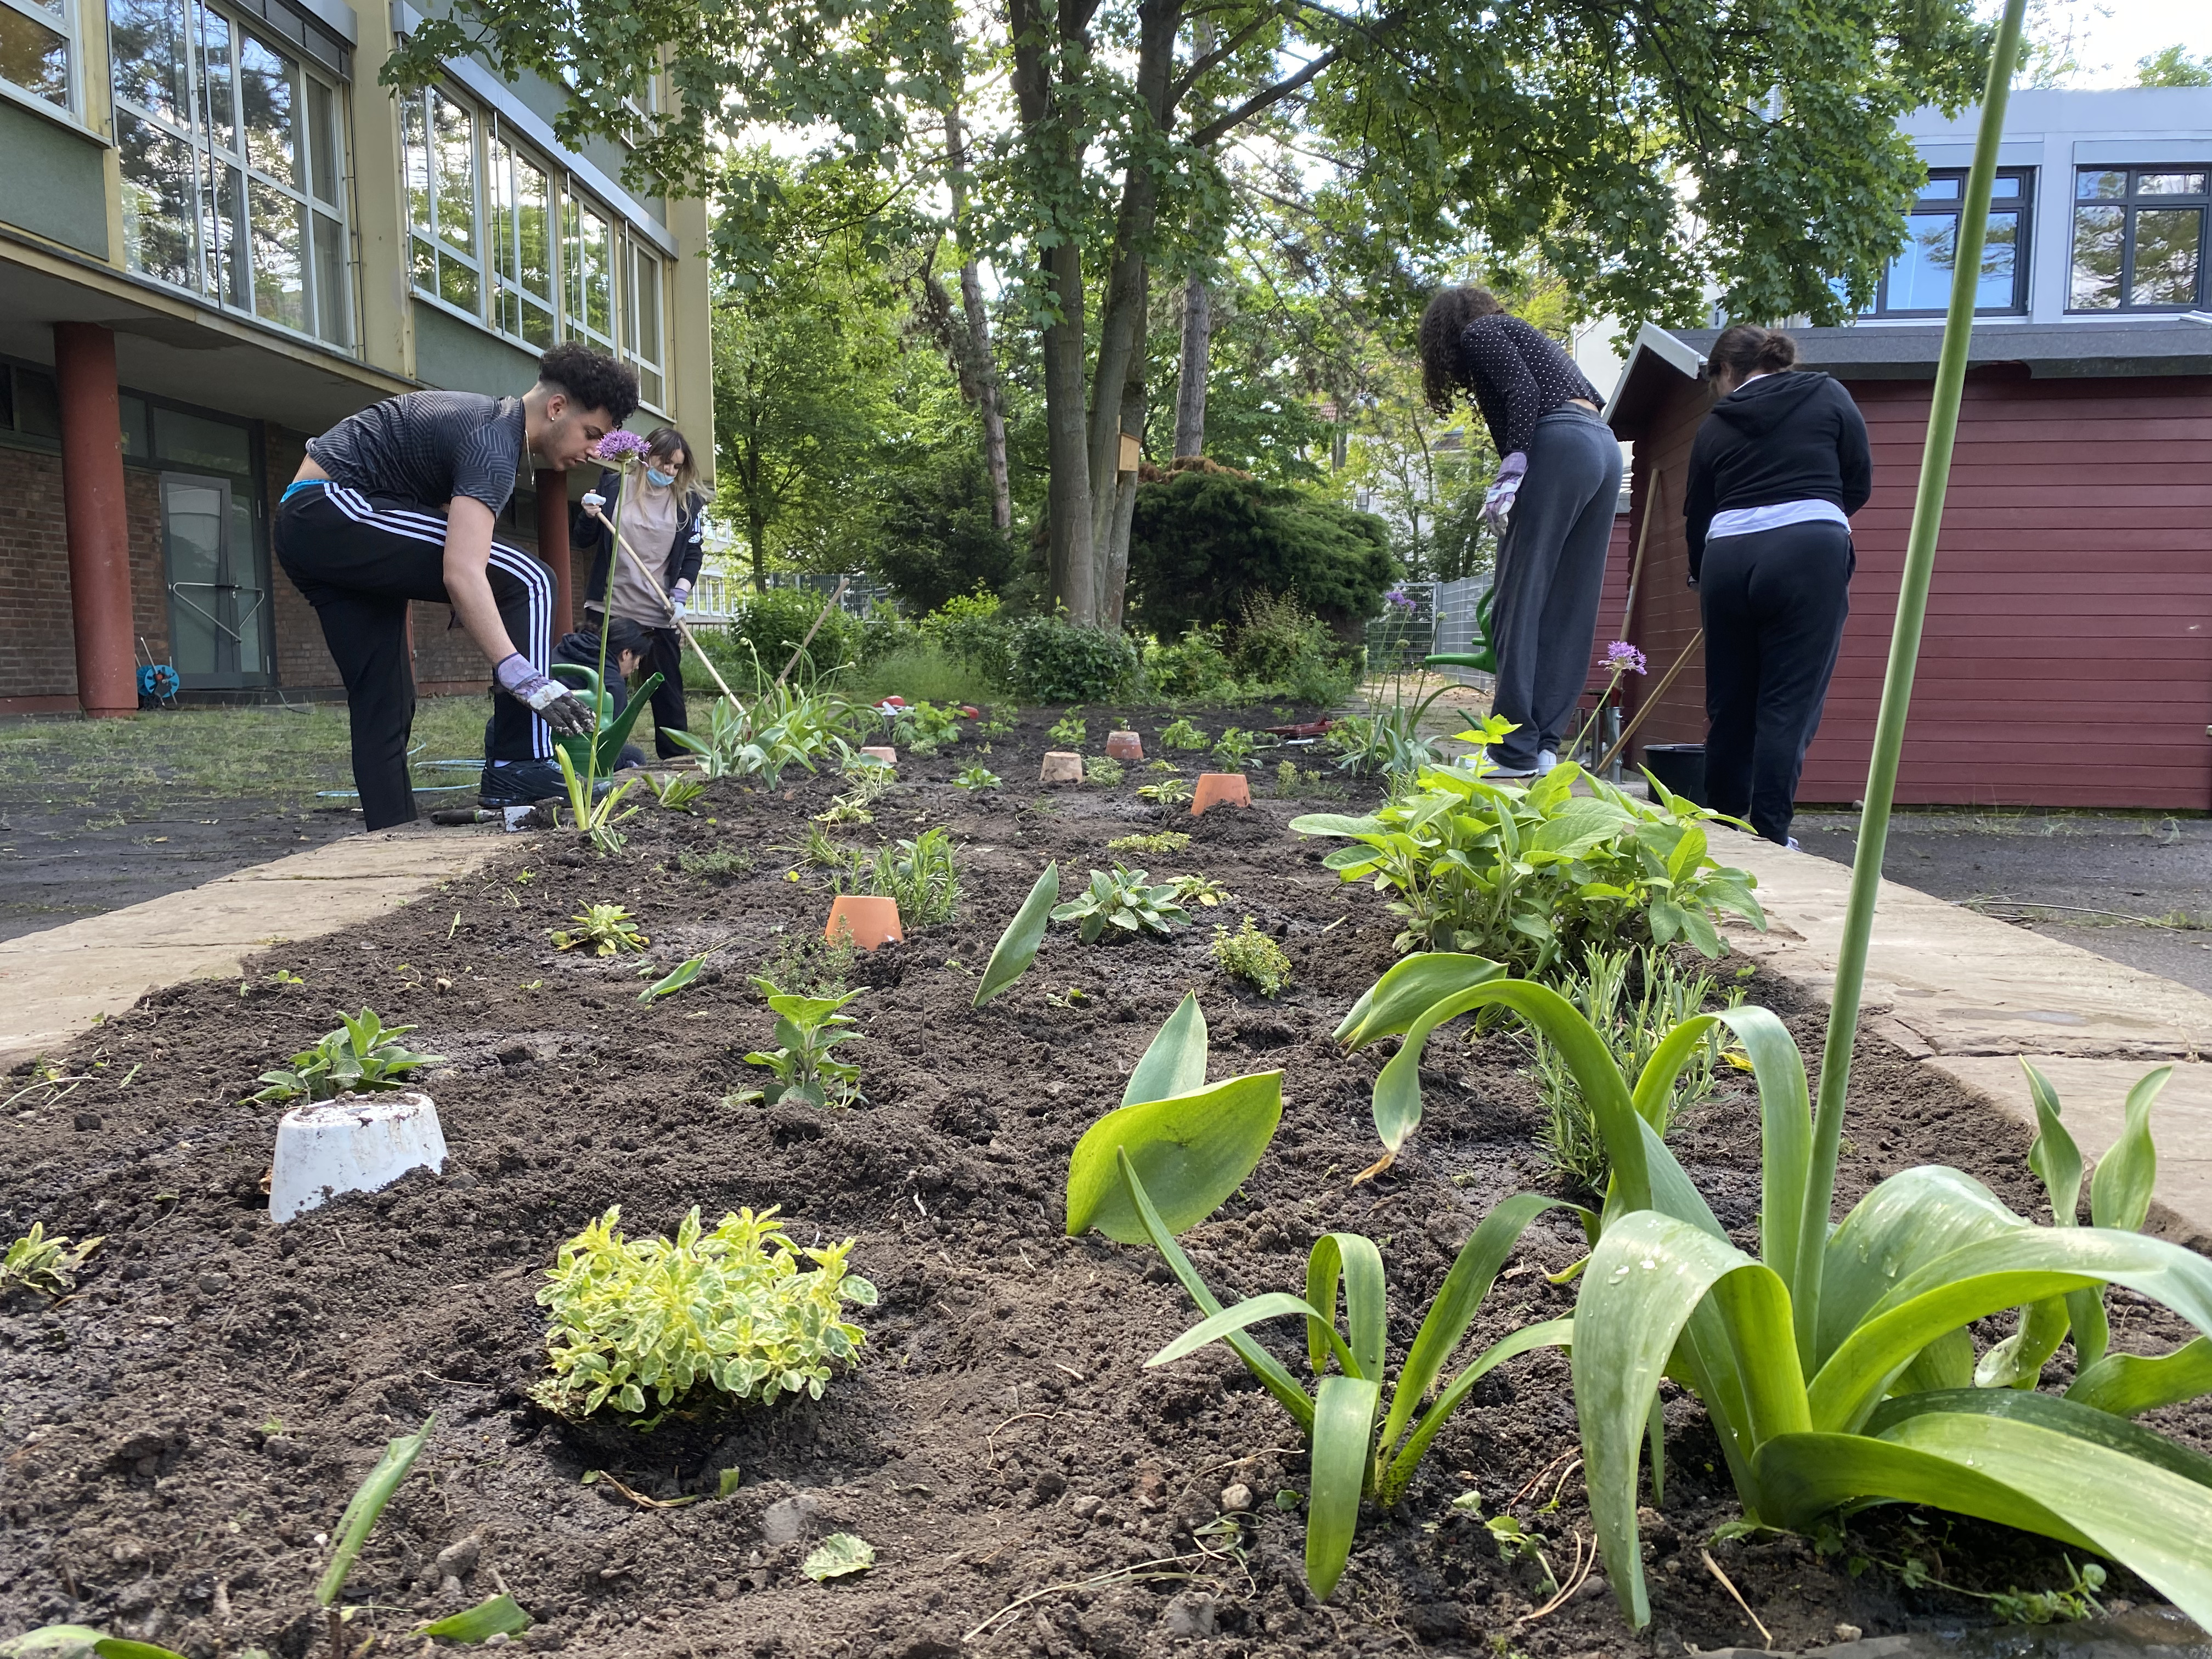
[973,863,1059,1008]
[550,904,648,956]
[1348,952,2212,1631]
[1051,866,1191,943]
[859,826,960,927]
[676,848,754,883]
[250,1010,444,1104]
[760,929,857,1001]
[1008,614,1139,703]
[1063,994,1561,1601]
[955,763,1002,791]
[533,1206,875,1423]
[1533,946,1737,1195]
[637,936,737,1003]
[1108,831,1190,856]
[890,699,961,748]
[668,676,864,787]
[819,763,894,825]
[1293,714,1764,977]
[1212,917,1292,996]
[1047,713,1088,746]
[642,772,708,812]
[735,978,865,1108]
[1,1223,104,1299]
[1138,776,1193,806]
[800,1534,876,1582]
[1159,716,1208,751]
[555,747,640,855]
[1211,726,1258,769]
[1084,755,1126,786]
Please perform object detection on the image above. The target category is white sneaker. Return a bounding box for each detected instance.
[1477,749,1538,778]
[1536,749,1558,775]
[1786,837,1802,851]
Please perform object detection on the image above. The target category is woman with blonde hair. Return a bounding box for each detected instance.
[574,425,706,758]
[1684,325,1871,847]
[1420,285,1621,776]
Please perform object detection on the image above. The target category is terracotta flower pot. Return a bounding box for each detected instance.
[1039,751,1084,784]
[1190,772,1252,816]
[860,746,898,766]
[826,894,904,950]
[1105,730,1143,761]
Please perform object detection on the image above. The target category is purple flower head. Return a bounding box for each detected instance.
[1384,585,1414,611]
[592,430,653,463]
[1605,641,1647,675]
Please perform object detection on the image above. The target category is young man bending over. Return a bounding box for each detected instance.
[275,342,639,828]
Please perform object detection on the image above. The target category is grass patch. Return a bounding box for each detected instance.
[833,646,998,709]
[0,695,496,808]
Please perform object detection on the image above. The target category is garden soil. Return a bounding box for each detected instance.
[4,709,2207,1659]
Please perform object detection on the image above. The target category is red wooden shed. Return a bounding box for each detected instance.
[1601,319,2212,810]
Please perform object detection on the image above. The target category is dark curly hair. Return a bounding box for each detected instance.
[536,341,640,428]
[1418,286,1505,415]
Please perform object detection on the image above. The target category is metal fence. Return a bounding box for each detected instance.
[1367,578,1496,685]
[686,571,890,624]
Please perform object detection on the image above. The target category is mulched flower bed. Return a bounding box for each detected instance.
[3,707,2206,1658]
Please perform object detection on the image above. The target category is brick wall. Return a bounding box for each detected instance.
[0,445,168,708]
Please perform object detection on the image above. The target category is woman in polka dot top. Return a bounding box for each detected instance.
[1420,286,1622,776]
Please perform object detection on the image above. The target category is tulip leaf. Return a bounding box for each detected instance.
[972,861,1058,1008]
[1304,1376,1381,1602]
[1064,1071,1282,1243]
[318,1415,434,1607]
[1331,951,1503,1047]
[1864,1385,2212,1490]
[2068,1336,2212,1419]
[1123,991,1209,1105]
[2090,1064,2169,1233]
[413,1594,532,1641]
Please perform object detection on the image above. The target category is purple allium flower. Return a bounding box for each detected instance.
[1384,585,1414,611]
[1605,641,1647,675]
[592,430,653,462]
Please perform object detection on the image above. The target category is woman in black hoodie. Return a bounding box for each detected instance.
[1684,325,1871,846]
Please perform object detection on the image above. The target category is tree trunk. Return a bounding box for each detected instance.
[945,100,1012,534]
[1173,274,1210,458]
[1101,274,1148,630]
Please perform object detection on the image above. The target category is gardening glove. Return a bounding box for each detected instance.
[580,490,607,516]
[1482,451,1527,538]
[669,582,691,620]
[494,653,594,737]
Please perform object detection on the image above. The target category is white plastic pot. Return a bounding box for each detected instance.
[268,1091,448,1224]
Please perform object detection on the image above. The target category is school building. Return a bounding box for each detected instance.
[0,0,712,712]
[1601,84,2212,810]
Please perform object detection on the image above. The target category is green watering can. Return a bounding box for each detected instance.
[549,663,665,776]
[1424,583,1498,675]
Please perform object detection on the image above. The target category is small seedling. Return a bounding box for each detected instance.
[1159,717,1207,751]
[550,904,648,956]
[1212,916,1292,995]
[534,1205,874,1422]
[556,748,640,855]
[1047,713,1087,747]
[860,827,960,927]
[1171,874,1233,907]
[955,763,1002,791]
[251,1010,444,1104]
[1,1223,104,1299]
[1051,866,1192,943]
[240,968,306,998]
[642,772,708,812]
[1108,832,1190,856]
[1045,986,1092,1008]
[1085,756,1126,786]
[1137,777,1193,806]
[973,862,1059,1008]
[735,979,866,1108]
[637,936,738,1003]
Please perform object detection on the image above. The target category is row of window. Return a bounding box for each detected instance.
[0,0,669,409]
[1869,164,2209,317]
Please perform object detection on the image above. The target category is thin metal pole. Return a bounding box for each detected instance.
[1796,0,2029,1346]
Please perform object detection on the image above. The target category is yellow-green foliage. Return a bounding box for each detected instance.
[533,1205,876,1423]
[1212,916,1293,996]
[1,1223,103,1299]
[1108,831,1190,856]
[550,904,648,955]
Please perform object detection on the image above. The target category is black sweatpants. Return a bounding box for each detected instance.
[1699,519,1854,844]
[274,483,556,830]
[1489,409,1624,769]
[640,627,690,758]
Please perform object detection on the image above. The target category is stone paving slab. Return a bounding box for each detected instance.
[0,824,516,1071]
[1719,831,2212,1238]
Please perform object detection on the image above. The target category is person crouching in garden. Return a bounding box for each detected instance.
[573,426,706,760]
[1419,285,1622,777]
[1683,324,1871,849]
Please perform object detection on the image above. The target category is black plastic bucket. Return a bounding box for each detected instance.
[1640,742,1706,806]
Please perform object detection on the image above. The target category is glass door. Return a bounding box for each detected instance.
[161,470,268,684]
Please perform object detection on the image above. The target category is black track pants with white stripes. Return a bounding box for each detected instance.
[274,483,556,830]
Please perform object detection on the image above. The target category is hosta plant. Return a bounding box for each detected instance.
[0,1223,104,1299]
[1137,777,1193,806]
[1063,994,1568,1601]
[250,1009,444,1104]
[955,764,1002,791]
[533,1205,876,1424]
[1051,866,1190,943]
[550,904,648,956]
[1293,714,1764,977]
[1352,951,2212,1632]
[735,978,865,1109]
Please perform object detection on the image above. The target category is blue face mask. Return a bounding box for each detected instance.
[645,467,675,489]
